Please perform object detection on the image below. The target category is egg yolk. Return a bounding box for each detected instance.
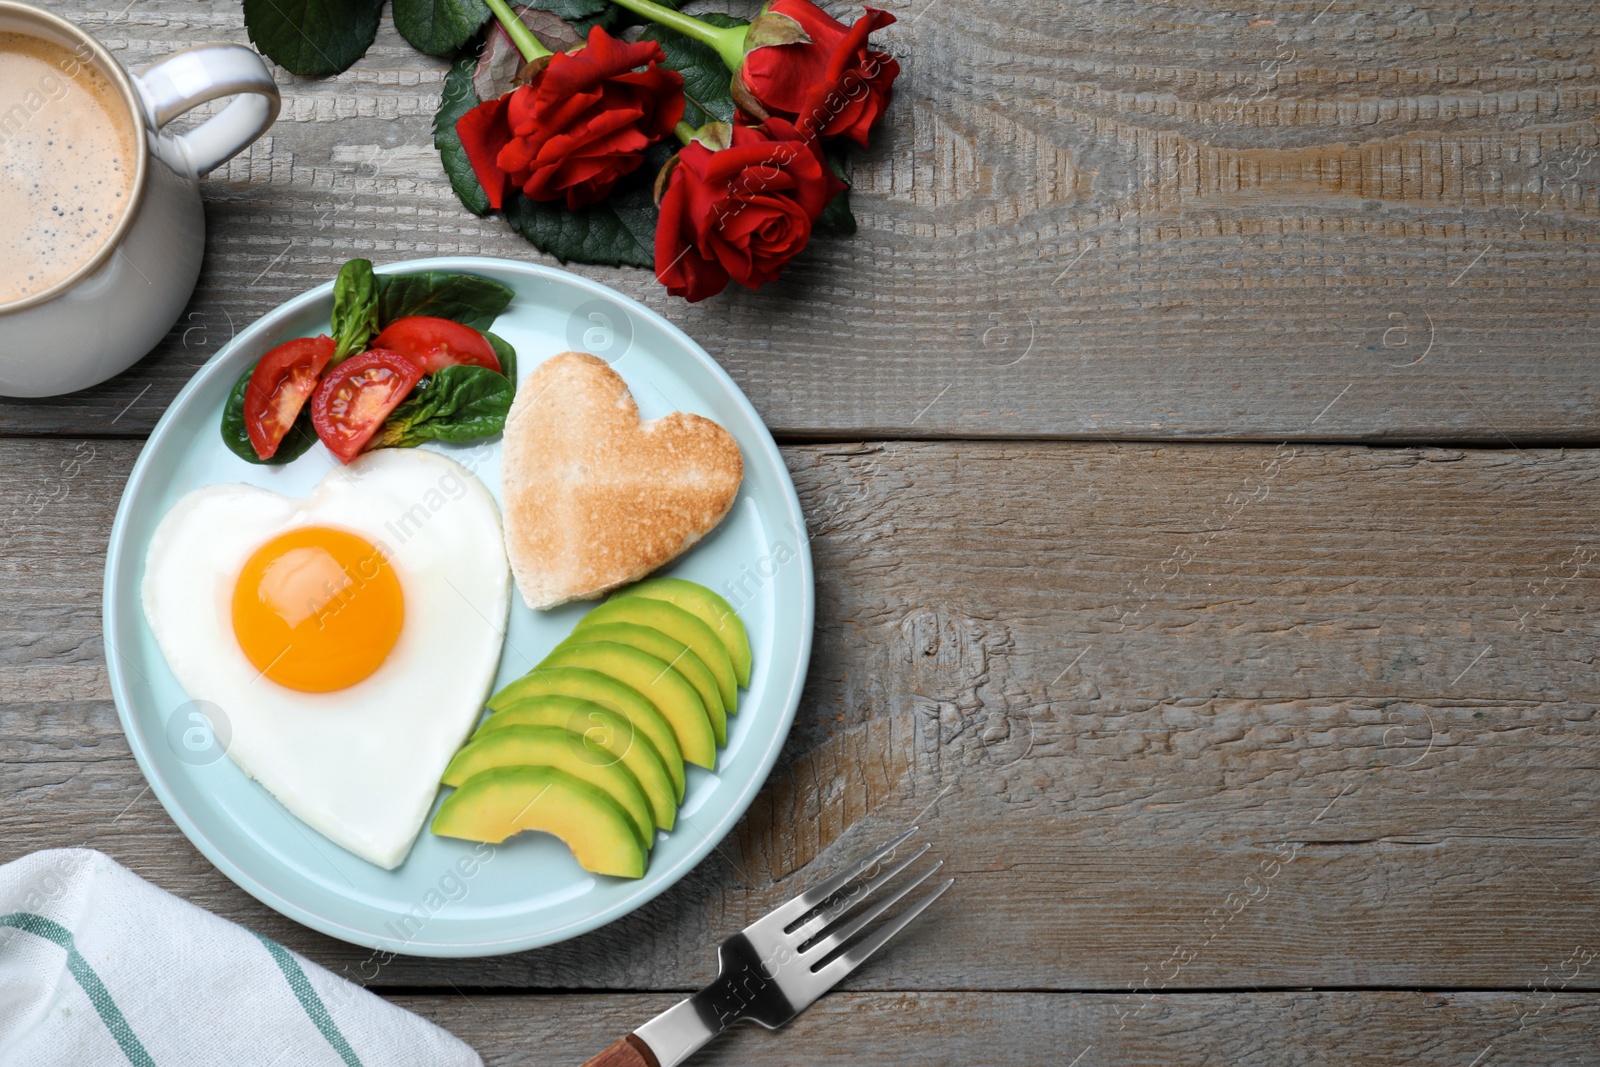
[231,526,403,693]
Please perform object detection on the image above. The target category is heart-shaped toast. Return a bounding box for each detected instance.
[501,351,743,609]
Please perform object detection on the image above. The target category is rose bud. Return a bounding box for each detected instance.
[735,0,899,147]
[456,25,684,211]
[654,118,847,302]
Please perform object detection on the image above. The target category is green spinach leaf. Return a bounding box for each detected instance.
[392,0,491,56]
[639,14,747,129]
[486,331,518,388]
[373,365,514,448]
[330,258,380,363]
[220,364,318,465]
[242,0,383,76]
[377,271,515,330]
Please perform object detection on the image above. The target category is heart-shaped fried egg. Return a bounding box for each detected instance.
[142,449,509,869]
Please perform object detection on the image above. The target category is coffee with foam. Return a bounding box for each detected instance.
[0,32,136,304]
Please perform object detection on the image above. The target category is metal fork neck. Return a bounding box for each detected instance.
[632,990,720,1067]
[635,931,804,1067]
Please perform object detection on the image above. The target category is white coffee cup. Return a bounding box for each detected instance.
[0,1,279,397]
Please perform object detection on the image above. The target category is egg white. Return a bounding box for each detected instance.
[142,449,510,870]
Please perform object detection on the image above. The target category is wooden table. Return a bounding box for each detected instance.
[6,0,1600,1062]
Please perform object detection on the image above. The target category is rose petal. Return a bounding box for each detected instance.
[738,2,900,146]
[656,157,731,302]
[455,96,514,210]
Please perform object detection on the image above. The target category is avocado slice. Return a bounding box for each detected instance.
[441,726,654,849]
[615,578,752,687]
[489,666,685,799]
[574,598,739,711]
[539,642,718,769]
[557,621,727,745]
[432,766,646,878]
[473,697,676,831]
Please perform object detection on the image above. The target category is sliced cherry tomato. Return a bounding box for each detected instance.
[371,316,500,375]
[310,349,424,464]
[243,335,336,460]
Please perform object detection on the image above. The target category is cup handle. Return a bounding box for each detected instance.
[135,44,281,177]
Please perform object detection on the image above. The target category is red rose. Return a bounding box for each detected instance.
[456,26,684,211]
[737,0,899,147]
[655,118,846,302]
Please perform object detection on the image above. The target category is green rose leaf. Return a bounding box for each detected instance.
[505,141,669,269]
[640,13,748,129]
[220,364,318,465]
[392,0,492,56]
[373,365,515,449]
[435,53,491,217]
[377,271,515,330]
[486,331,518,387]
[506,179,657,269]
[475,8,584,101]
[330,258,380,364]
[521,0,622,33]
[242,0,383,77]
[816,147,857,236]
[606,0,689,30]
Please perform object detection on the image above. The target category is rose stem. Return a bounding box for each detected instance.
[607,0,749,71]
[674,121,696,147]
[482,0,553,61]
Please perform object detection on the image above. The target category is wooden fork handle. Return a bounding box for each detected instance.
[579,1034,660,1067]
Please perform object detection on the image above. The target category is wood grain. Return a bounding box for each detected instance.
[393,991,1600,1066]
[1,2,1597,441]
[576,1035,658,1067]
[5,438,1599,993]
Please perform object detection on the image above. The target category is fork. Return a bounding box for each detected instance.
[578,827,952,1067]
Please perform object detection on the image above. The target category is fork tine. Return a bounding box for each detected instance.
[808,876,953,988]
[760,826,920,929]
[801,859,943,961]
[788,843,931,941]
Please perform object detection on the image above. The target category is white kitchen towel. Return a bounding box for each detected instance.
[0,849,482,1067]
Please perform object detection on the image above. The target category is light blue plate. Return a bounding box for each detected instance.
[102,258,813,957]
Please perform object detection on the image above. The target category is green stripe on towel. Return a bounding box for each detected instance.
[0,911,157,1067]
[253,932,365,1067]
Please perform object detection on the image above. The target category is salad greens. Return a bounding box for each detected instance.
[371,365,515,449]
[485,331,518,385]
[376,270,514,331]
[220,365,318,465]
[221,258,520,465]
[330,258,381,364]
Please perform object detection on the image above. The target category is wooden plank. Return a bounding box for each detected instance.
[4,438,1600,992]
[391,991,1600,1066]
[2,3,1598,440]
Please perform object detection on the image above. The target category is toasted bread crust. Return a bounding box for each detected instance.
[501,352,743,610]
